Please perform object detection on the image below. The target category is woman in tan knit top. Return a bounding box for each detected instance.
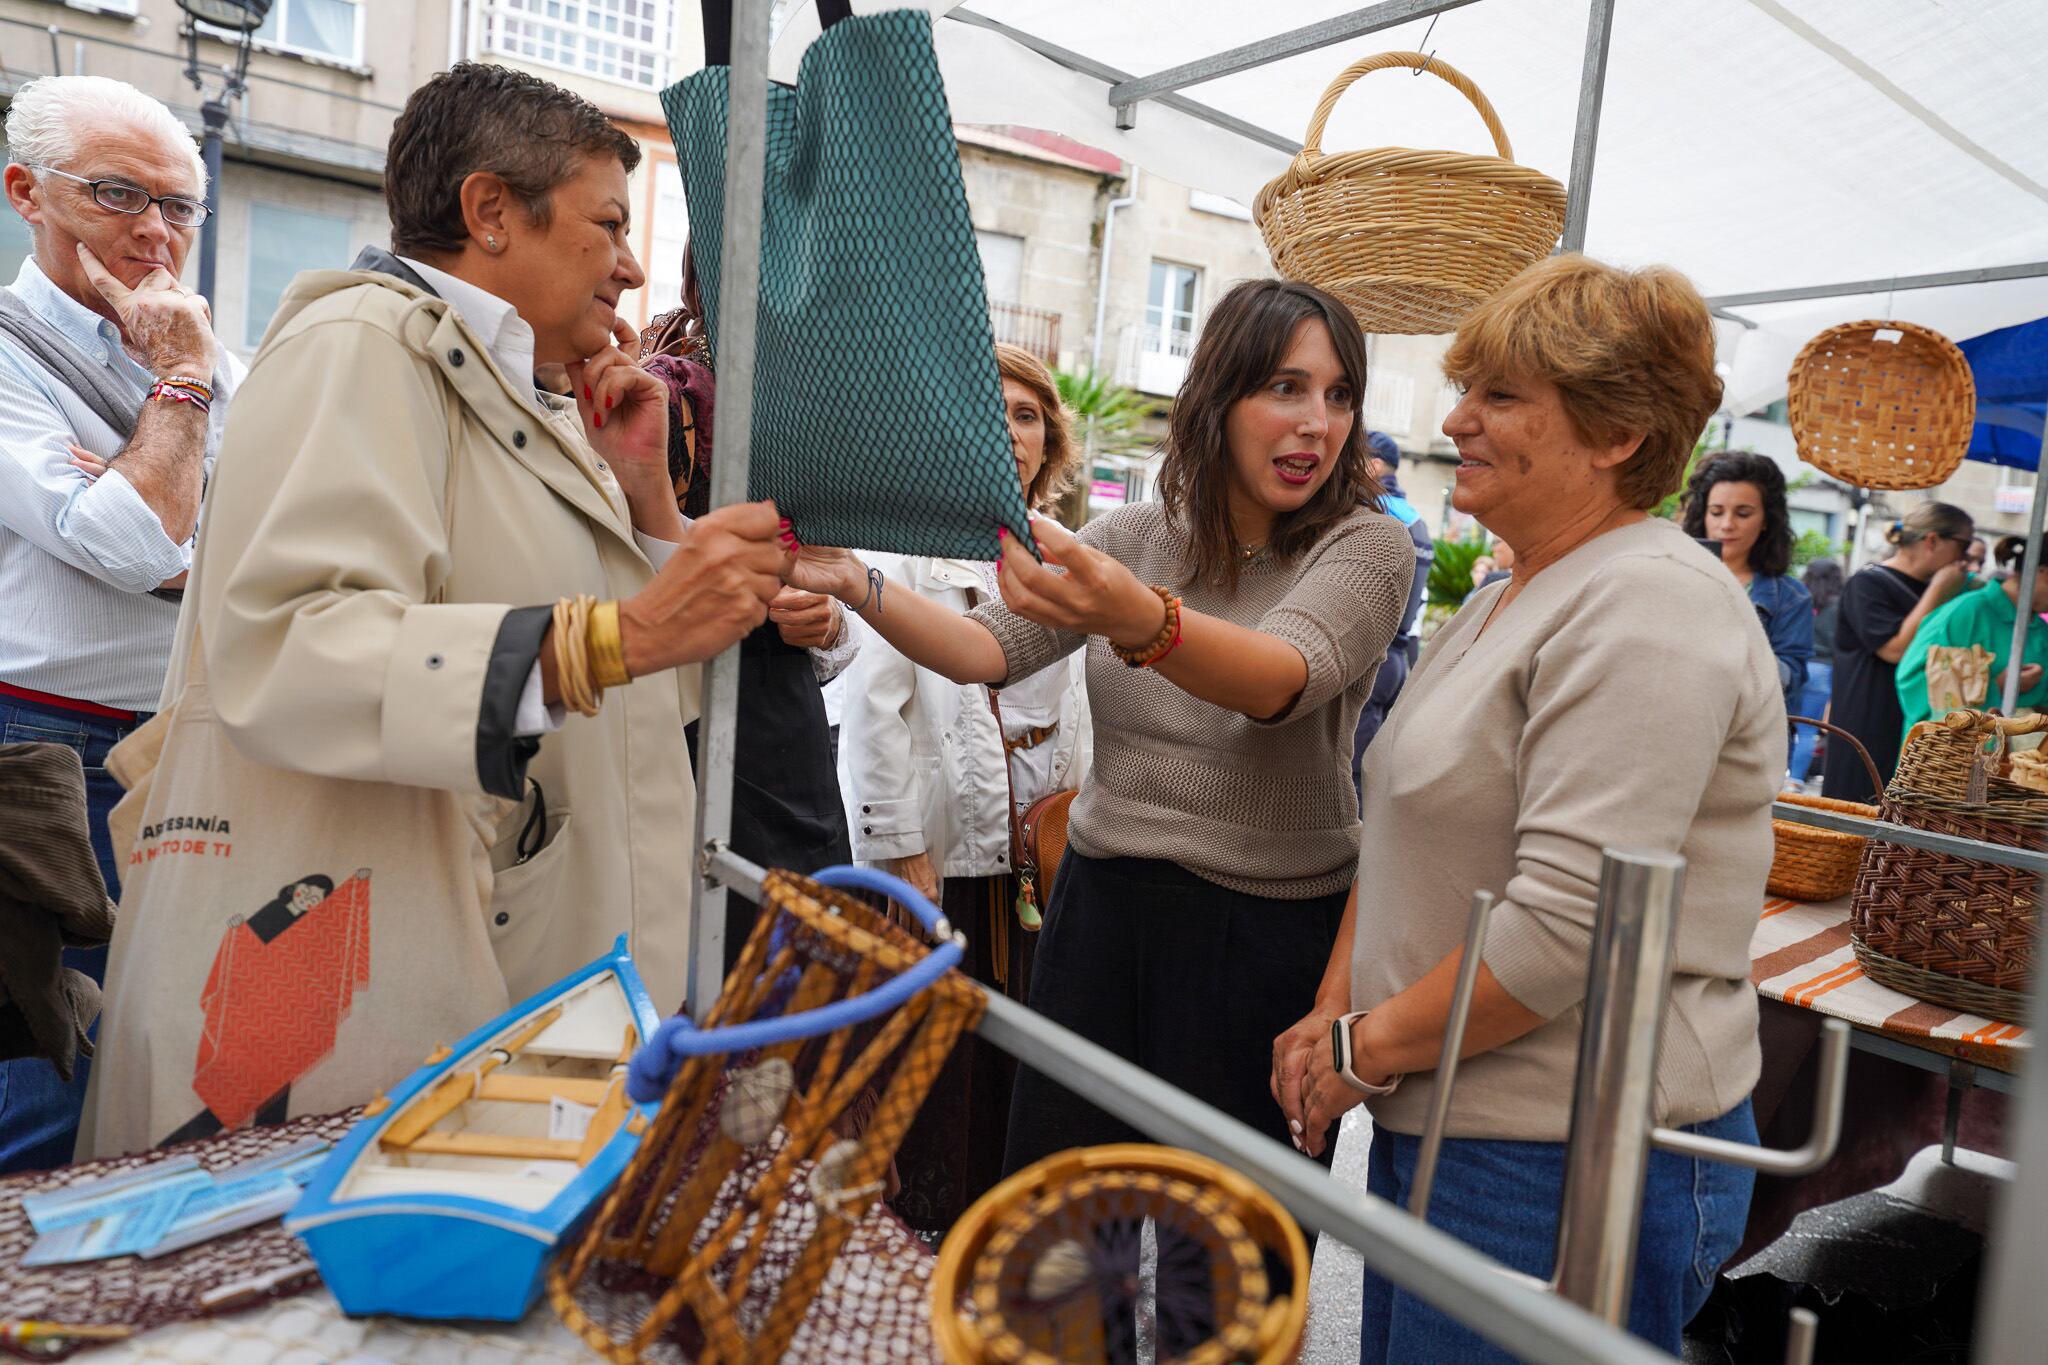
[793,278,1415,1178]
[1274,255,1781,1361]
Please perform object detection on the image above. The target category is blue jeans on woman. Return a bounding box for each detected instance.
[0,694,145,1175]
[1788,661,1833,781]
[1360,1099,1757,1361]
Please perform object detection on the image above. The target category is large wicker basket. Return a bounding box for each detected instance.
[1770,718,1883,902]
[1851,710,2047,1024]
[1787,320,1976,490]
[1252,51,1566,335]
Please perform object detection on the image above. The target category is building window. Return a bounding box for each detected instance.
[245,202,352,347]
[1145,260,1199,357]
[206,0,364,67]
[643,158,689,321]
[487,0,677,91]
[974,229,1024,304]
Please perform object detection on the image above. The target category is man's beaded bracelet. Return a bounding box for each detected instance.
[147,380,210,414]
[1111,585,1183,668]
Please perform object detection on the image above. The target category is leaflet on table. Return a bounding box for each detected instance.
[21,1140,331,1265]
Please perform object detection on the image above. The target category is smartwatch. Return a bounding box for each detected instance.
[1332,1010,1401,1095]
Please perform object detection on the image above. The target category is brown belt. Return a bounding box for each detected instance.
[1002,719,1059,755]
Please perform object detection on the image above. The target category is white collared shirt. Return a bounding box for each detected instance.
[0,257,246,709]
[396,256,680,732]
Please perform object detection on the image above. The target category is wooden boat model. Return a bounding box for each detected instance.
[288,936,661,1321]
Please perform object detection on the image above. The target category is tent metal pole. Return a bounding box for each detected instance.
[2002,461,2048,714]
[1104,0,1482,127]
[687,0,773,1024]
[1704,260,2048,309]
[1550,847,1683,1322]
[1771,799,2048,874]
[701,844,1675,1365]
[1559,0,1618,254]
[945,8,1302,155]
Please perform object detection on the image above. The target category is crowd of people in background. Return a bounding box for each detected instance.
[1,56,1964,1364]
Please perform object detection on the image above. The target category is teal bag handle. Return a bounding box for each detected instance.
[665,8,1038,563]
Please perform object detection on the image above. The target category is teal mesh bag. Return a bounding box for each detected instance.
[663,9,1035,560]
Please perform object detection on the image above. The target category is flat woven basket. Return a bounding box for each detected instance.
[1851,710,2047,1024]
[1787,320,1976,490]
[1252,51,1566,335]
[1770,717,1884,903]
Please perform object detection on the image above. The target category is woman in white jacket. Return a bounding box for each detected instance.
[839,342,1088,1231]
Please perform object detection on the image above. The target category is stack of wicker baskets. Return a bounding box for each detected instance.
[1252,51,1566,335]
[1851,710,2046,1024]
[1787,319,1976,490]
[1770,718,1885,902]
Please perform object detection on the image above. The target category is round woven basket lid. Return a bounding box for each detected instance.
[1253,51,1566,335]
[1787,319,1976,490]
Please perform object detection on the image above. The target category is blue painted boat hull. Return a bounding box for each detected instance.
[287,937,660,1322]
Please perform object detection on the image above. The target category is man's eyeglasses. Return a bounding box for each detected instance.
[28,165,210,229]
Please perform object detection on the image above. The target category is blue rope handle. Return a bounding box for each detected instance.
[626,865,963,1102]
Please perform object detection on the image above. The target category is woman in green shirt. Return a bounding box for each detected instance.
[1897,535,2048,733]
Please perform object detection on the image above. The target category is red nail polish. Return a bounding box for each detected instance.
[594,412,604,428]
[606,394,614,410]
[779,517,792,528]
[583,386,592,400]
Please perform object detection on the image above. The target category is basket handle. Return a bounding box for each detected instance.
[1788,715,1884,802]
[1301,51,1514,161]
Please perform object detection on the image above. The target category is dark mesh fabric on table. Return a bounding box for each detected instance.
[0,1110,356,1360]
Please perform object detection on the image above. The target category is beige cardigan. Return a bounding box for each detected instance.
[1352,517,1781,1140]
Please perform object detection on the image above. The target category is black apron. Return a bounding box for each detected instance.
[686,623,851,969]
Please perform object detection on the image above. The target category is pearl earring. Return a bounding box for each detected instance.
[486,235,497,249]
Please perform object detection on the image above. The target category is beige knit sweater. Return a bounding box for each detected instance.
[970,500,1415,899]
[1353,517,1782,1140]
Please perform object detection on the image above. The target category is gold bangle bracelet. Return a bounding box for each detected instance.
[587,599,631,689]
[551,594,602,717]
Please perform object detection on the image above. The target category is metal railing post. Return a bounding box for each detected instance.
[1552,847,1685,1322]
[687,0,773,1023]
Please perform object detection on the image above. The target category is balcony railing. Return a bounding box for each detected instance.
[989,300,1062,366]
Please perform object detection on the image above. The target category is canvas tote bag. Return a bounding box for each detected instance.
[665,0,1035,561]
[79,303,531,1159]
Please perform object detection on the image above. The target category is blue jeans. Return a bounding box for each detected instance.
[0,694,146,1175]
[1788,662,1833,781]
[1360,1100,1757,1362]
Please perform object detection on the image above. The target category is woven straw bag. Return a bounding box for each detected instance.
[1850,710,2047,1024]
[1252,51,1567,334]
[1787,320,1976,490]
[1770,717,1884,903]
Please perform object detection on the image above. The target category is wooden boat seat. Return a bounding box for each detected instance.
[403,1132,584,1162]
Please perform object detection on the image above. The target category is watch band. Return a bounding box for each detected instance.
[1332,1010,1401,1095]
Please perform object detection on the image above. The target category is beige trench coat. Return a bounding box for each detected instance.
[79,269,699,1158]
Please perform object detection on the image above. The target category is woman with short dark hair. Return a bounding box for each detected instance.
[82,63,790,1156]
[1681,450,1812,720]
[791,277,1416,1167]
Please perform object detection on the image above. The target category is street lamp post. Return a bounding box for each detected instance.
[175,0,272,305]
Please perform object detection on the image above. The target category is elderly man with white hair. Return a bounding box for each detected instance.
[0,74,240,1174]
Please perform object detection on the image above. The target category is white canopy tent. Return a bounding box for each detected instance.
[699,5,2048,1355]
[773,0,2048,412]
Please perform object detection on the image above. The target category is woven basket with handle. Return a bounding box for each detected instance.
[1770,717,1884,903]
[1850,710,2047,1024]
[1787,320,1976,490]
[1252,51,1566,335]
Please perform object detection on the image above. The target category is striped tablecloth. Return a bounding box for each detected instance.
[1751,895,2031,1062]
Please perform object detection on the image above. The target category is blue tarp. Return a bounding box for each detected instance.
[1960,316,2048,471]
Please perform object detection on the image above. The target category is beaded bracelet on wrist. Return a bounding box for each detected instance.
[1111,585,1183,668]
